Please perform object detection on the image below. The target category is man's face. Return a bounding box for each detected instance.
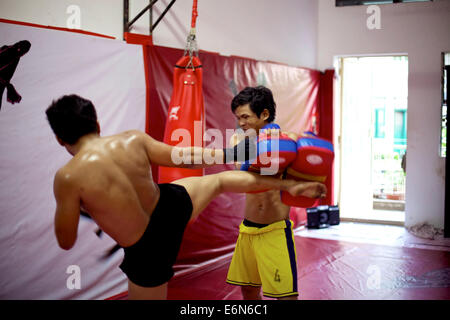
[234,104,268,133]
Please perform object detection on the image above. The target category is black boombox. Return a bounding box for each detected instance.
[306,205,340,229]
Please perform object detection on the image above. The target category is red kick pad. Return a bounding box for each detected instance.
[281,136,334,208]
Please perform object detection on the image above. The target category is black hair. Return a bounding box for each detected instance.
[45,94,98,145]
[231,86,276,123]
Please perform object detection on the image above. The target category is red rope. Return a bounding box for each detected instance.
[191,0,198,29]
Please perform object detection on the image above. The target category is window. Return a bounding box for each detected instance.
[394,109,407,145]
[374,108,386,138]
[336,0,432,6]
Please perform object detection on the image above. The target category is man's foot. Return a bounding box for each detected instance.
[286,181,327,199]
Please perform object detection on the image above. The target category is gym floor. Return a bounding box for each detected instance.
[295,222,450,252]
[112,222,450,300]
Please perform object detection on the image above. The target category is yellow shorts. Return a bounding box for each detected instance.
[226,219,298,298]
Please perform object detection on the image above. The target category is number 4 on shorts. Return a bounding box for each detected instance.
[274,269,281,282]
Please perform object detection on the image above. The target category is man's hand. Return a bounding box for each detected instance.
[223,136,257,163]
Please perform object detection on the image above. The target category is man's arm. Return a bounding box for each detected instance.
[138,131,223,168]
[229,132,244,170]
[53,169,81,250]
[138,130,254,168]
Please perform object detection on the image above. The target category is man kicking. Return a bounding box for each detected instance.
[45,94,326,300]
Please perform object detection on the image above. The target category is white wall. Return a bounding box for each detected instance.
[0,0,318,69]
[0,0,123,39]
[2,0,448,229]
[0,21,146,299]
[318,0,450,229]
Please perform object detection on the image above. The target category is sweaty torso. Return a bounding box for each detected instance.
[244,175,290,224]
[63,131,159,247]
[231,131,293,225]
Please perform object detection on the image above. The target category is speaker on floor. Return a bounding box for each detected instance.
[306,205,340,229]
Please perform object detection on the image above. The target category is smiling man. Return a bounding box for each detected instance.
[226,86,312,300]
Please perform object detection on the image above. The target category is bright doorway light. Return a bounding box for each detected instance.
[337,56,408,224]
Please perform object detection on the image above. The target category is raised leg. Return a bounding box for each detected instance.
[172,171,326,220]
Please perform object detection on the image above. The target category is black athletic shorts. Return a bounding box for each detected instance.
[119,183,193,287]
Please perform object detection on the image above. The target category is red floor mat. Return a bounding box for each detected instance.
[111,236,450,300]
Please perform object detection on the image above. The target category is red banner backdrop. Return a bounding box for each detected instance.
[318,69,335,206]
[143,45,329,271]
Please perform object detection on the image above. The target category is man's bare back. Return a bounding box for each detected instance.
[54,130,159,248]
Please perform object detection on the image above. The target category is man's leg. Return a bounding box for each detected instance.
[278,295,297,300]
[127,279,167,300]
[172,170,326,220]
[241,286,262,300]
[242,286,297,300]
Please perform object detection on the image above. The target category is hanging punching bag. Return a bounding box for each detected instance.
[158,0,204,184]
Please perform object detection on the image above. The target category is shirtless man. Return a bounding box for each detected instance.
[226,86,306,300]
[46,94,326,300]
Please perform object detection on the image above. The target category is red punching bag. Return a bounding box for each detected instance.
[158,0,204,184]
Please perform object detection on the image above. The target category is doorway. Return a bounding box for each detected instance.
[337,55,408,225]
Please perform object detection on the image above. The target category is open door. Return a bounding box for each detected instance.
[338,56,408,224]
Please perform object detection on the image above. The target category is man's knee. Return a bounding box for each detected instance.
[214,171,230,193]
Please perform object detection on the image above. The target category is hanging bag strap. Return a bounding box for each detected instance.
[184,0,199,69]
